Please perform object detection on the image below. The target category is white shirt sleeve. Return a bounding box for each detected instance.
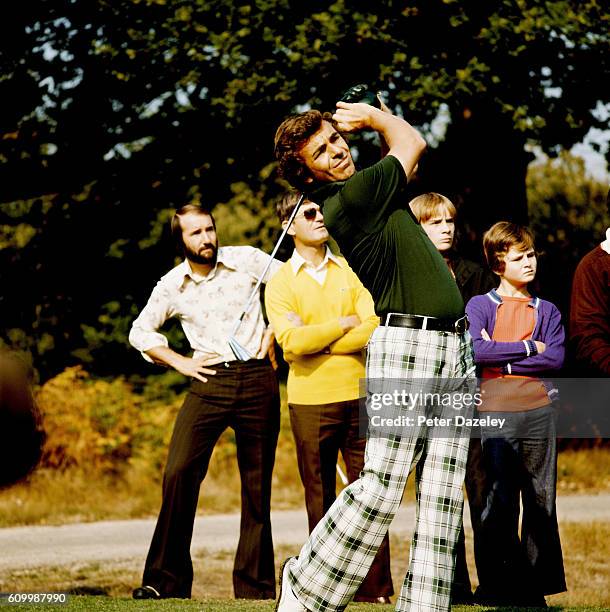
[244,246,283,283]
[128,281,175,363]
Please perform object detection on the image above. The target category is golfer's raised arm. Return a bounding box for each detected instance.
[333,101,426,179]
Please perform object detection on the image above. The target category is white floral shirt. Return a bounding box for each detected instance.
[129,246,282,365]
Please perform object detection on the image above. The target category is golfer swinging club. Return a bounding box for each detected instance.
[273,88,475,612]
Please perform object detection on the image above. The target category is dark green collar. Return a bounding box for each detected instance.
[308,181,345,207]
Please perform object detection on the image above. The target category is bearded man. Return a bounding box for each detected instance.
[129,203,281,600]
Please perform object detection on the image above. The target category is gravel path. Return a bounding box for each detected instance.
[1,494,608,571]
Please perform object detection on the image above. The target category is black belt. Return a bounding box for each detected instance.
[380,313,469,334]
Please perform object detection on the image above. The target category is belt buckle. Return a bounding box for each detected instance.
[454,315,469,334]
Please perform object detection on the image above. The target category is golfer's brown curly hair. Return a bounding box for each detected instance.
[274,110,336,191]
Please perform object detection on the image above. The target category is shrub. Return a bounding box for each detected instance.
[37,366,180,477]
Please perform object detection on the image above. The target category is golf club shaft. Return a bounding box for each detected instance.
[231,193,306,333]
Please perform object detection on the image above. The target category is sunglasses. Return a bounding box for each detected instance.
[297,207,319,221]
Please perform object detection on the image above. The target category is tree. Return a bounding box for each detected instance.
[1,0,608,379]
[527,151,609,315]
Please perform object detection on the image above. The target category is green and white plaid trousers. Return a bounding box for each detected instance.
[288,324,476,611]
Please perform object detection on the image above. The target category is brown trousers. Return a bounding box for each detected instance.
[142,359,280,599]
[289,399,394,600]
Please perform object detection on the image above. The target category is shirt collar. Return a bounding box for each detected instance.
[176,247,235,287]
[290,246,342,275]
[174,260,197,287]
[487,288,539,309]
[601,228,610,254]
[216,247,237,271]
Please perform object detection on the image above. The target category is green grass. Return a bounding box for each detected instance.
[4,597,609,612]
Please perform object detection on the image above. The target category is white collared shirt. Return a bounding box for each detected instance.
[601,228,610,254]
[289,246,342,285]
[129,246,282,364]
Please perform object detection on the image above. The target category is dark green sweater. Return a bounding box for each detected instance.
[312,155,464,319]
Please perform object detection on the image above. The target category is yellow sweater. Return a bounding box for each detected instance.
[265,255,379,404]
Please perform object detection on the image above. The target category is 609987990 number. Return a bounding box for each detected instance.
[1,593,68,605]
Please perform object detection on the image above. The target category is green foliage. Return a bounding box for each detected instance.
[213,164,281,252]
[527,151,609,313]
[0,223,37,249]
[0,1,608,379]
[37,366,181,477]
[529,152,609,248]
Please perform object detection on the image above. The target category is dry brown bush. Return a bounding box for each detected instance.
[37,366,180,478]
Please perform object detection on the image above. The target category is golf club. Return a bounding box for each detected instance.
[228,192,306,360]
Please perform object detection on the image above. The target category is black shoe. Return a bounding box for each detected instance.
[472,585,505,606]
[519,594,548,608]
[473,585,547,608]
[132,585,162,600]
[451,587,474,605]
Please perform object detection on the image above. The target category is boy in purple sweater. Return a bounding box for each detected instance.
[465,222,566,608]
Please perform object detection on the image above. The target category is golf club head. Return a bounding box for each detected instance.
[338,83,380,108]
[228,337,252,362]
